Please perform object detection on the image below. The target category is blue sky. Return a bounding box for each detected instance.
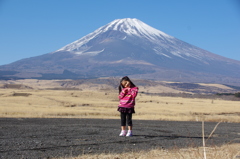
[0,0,239,65]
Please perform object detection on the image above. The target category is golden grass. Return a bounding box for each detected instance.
[55,143,240,159]
[0,88,240,122]
[0,89,118,118]
[1,81,239,159]
[136,94,240,122]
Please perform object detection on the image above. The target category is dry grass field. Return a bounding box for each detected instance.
[0,79,240,122]
[0,79,239,159]
[0,88,240,122]
[0,89,240,122]
[58,144,240,159]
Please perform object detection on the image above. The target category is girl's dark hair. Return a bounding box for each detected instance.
[118,76,136,94]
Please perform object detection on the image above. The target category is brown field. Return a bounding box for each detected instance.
[58,144,240,159]
[0,89,239,122]
[0,79,240,122]
[1,79,239,159]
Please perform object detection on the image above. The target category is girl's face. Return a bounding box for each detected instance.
[121,80,130,88]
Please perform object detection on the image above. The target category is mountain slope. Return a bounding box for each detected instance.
[1,18,240,85]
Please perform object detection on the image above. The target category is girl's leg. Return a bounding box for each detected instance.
[121,126,126,131]
[126,113,133,128]
[120,112,127,128]
[126,113,133,136]
[119,113,127,136]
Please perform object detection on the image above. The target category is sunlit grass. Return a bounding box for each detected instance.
[0,89,239,122]
[54,143,240,159]
[1,81,240,159]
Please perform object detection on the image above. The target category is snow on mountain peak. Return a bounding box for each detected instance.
[56,18,173,52]
[103,18,173,39]
[54,18,224,64]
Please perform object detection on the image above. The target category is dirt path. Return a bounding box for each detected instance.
[0,118,239,159]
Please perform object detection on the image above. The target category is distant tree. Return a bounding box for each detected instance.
[235,92,240,98]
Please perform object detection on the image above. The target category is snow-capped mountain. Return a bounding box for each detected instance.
[54,18,229,63]
[56,18,174,53]
[1,18,240,85]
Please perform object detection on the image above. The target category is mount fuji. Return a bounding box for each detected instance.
[1,18,240,85]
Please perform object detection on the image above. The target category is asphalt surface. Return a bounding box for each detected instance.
[0,118,239,159]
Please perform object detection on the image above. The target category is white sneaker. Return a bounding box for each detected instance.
[126,130,133,137]
[119,130,127,136]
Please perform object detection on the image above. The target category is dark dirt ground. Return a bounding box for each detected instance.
[0,118,239,159]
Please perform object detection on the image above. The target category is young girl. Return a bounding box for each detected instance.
[118,76,138,137]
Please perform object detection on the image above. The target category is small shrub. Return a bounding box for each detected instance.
[234,92,240,98]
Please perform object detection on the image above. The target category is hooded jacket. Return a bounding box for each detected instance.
[118,87,138,108]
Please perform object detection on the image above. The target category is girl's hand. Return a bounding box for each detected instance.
[122,87,129,94]
[125,81,130,88]
[124,87,130,94]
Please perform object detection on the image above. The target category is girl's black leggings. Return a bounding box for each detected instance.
[120,112,133,126]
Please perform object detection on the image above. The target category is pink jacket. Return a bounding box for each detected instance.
[118,87,138,108]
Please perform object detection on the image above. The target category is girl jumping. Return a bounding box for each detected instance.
[118,76,138,137]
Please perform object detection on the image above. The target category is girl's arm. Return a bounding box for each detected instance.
[130,88,138,98]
